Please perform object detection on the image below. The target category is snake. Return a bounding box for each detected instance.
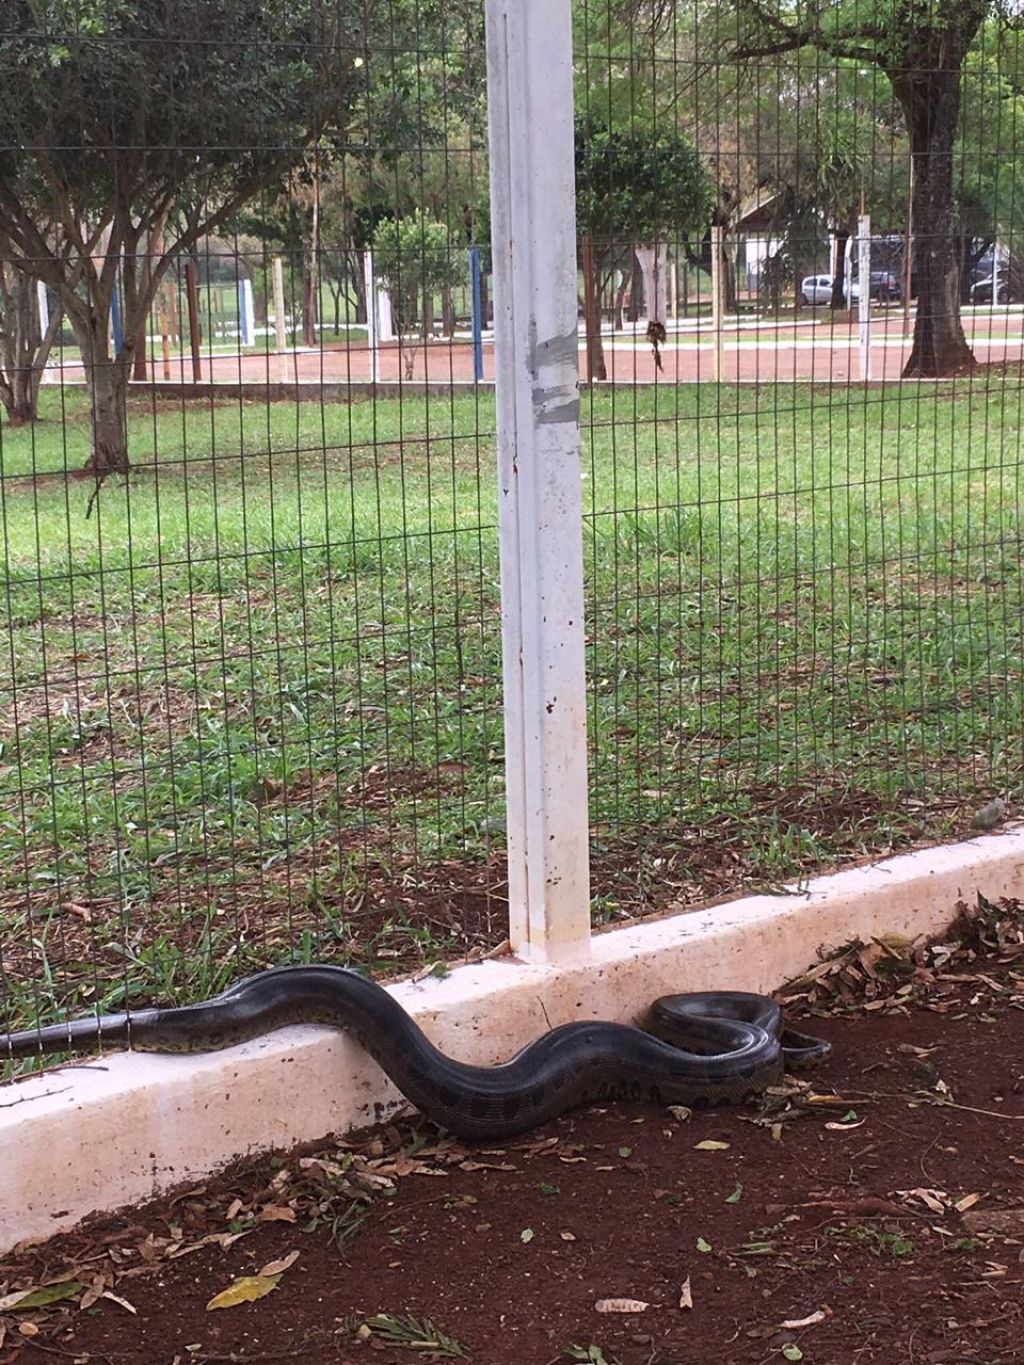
[0,964,831,1140]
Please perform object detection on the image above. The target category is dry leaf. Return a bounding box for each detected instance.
[694,1140,730,1151]
[18,1322,39,1338]
[825,1119,866,1130]
[667,1106,692,1122]
[206,1275,280,1311]
[259,1251,300,1277]
[900,1188,948,1214]
[560,1232,577,1242]
[780,1308,829,1329]
[256,1204,297,1224]
[679,1277,693,1310]
[955,1193,982,1213]
[595,1298,650,1313]
[101,1291,137,1315]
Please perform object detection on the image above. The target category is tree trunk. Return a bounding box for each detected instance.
[582,235,606,382]
[721,240,737,314]
[302,251,318,347]
[635,242,668,324]
[421,289,434,341]
[441,284,455,337]
[625,254,643,324]
[891,67,977,377]
[830,228,850,309]
[85,353,131,475]
[350,252,368,325]
[0,263,60,425]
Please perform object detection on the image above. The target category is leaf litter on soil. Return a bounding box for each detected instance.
[1,896,1024,1362]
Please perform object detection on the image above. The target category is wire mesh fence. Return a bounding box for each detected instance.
[3,0,1024,1058]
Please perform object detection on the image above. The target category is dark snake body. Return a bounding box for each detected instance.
[1,965,830,1139]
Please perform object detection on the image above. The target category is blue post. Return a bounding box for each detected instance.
[470,246,484,382]
[111,285,124,356]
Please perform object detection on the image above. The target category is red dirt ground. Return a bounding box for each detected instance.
[47,310,1024,388]
[2,910,1024,1365]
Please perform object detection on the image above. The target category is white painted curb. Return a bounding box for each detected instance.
[2,828,1023,1252]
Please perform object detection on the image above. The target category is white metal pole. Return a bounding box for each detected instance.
[36,281,55,385]
[485,0,591,961]
[363,249,380,384]
[858,214,872,381]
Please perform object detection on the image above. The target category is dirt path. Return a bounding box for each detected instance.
[3,923,1023,1365]
[45,312,1024,389]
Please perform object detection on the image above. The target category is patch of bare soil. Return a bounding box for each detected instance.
[2,898,1024,1364]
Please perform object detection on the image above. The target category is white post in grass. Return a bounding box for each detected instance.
[485,0,591,962]
[37,281,55,385]
[363,249,381,384]
[858,214,872,381]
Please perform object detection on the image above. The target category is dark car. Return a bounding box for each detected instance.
[860,270,902,302]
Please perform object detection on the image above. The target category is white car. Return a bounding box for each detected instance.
[801,274,841,305]
[801,272,901,306]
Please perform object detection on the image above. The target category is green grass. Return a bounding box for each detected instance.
[2,374,1023,1039]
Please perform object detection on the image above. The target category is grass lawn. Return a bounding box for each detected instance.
[2,373,1023,1042]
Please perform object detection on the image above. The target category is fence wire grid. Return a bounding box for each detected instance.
[3,0,1024,1056]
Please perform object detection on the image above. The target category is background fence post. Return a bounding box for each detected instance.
[858,213,872,381]
[363,249,380,384]
[711,224,724,381]
[485,0,591,962]
[469,245,484,382]
[184,260,202,381]
[238,278,255,348]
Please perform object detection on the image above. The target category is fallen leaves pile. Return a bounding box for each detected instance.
[778,892,1024,1016]
[0,1122,478,1353]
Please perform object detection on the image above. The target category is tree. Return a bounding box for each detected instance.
[957,22,1024,299]
[0,233,62,425]
[372,211,464,376]
[625,1,1006,372]
[0,0,370,485]
[722,0,991,376]
[575,119,713,378]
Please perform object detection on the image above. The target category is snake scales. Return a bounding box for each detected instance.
[1,965,831,1139]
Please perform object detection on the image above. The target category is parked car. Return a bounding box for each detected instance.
[800,274,838,305]
[970,274,1012,304]
[800,271,901,306]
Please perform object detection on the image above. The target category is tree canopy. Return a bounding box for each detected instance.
[0,0,370,478]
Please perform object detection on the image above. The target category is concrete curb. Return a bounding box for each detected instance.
[3,828,1023,1252]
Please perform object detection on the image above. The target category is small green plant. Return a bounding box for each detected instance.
[362,1313,467,1359]
[565,1347,619,1365]
[828,1224,916,1259]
